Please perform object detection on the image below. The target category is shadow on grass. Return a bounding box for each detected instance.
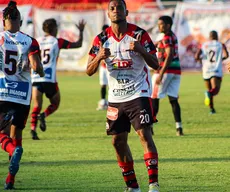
[1,156,229,166]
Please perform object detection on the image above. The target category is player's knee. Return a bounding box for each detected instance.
[137,126,153,141]
[111,135,127,148]
[212,87,220,96]
[169,97,178,105]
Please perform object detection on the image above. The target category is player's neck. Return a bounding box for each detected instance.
[111,21,128,39]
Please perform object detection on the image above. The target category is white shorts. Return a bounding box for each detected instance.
[151,73,181,99]
[99,66,108,86]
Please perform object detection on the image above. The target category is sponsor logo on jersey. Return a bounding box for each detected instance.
[5,82,18,89]
[113,85,135,96]
[5,39,27,46]
[117,78,130,84]
[112,59,133,70]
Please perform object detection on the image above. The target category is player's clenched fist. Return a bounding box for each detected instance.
[98,41,111,59]
[129,33,144,54]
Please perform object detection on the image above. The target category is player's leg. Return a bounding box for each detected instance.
[209,77,221,113]
[39,83,60,131]
[107,103,140,191]
[129,97,159,191]
[112,132,140,190]
[5,125,23,190]
[137,126,159,192]
[204,79,214,112]
[30,85,43,140]
[151,73,168,132]
[4,103,29,190]
[167,74,183,136]
[0,103,18,159]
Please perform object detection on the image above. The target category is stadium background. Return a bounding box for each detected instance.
[1,0,230,72]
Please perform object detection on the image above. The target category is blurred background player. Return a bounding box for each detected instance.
[151,15,183,136]
[97,24,109,110]
[195,30,228,114]
[86,0,160,191]
[0,1,44,189]
[30,18,86,140]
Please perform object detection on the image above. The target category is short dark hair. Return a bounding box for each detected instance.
[42,18,57,33]
[210,30,218,40]
[159,15,173,27]
[3,1,20,20]
[109,0,127,8]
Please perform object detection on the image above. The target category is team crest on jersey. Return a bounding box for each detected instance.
[111,59,133,70]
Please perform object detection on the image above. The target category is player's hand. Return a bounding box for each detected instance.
[128,33,144,54]
[156,74,163,85]
[76,19,86,32]
[97,41,111,60]
[39,70,45,77]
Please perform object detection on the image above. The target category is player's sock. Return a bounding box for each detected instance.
[209,87,219,96]
[31,107,41,131]
[176,122,182,129]
[12,138,22,147]
[144,152,158,184]
[170,99,181,122]
[5,173,15,185]
[0,133,15,156]
[44,104,58,117]
[118,161,139,188]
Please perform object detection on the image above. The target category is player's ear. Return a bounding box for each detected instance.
[126,10,129,16]
[3,20,5,27]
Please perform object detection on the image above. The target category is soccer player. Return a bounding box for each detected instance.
[151,16,183,136]
[86,1,160,191]
[97,24,109,110]
[0,1,44,189]
[195,30,228,114]
[30,18,86,140]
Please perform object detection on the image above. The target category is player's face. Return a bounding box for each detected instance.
[108,1,127,24]
[158,19,168,33]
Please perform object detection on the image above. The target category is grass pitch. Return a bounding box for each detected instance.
[0,72,230,192]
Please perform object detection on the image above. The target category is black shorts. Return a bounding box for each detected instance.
[32,82,59,98]
[204,76,222,81]
[106,97,154,135]
[0,101,30,130]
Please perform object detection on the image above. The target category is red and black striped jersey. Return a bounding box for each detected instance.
[157,31,181,74]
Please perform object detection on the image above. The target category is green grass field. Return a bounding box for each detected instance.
[0,72,230,192]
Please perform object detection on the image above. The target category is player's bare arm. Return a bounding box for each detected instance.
[129,36,159,70]
[156,46,173,84]
[69,19,86,48]
[195,49,202,61]
[29,53,45,77]
[222,43,229,60]
[86,42,111,76]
